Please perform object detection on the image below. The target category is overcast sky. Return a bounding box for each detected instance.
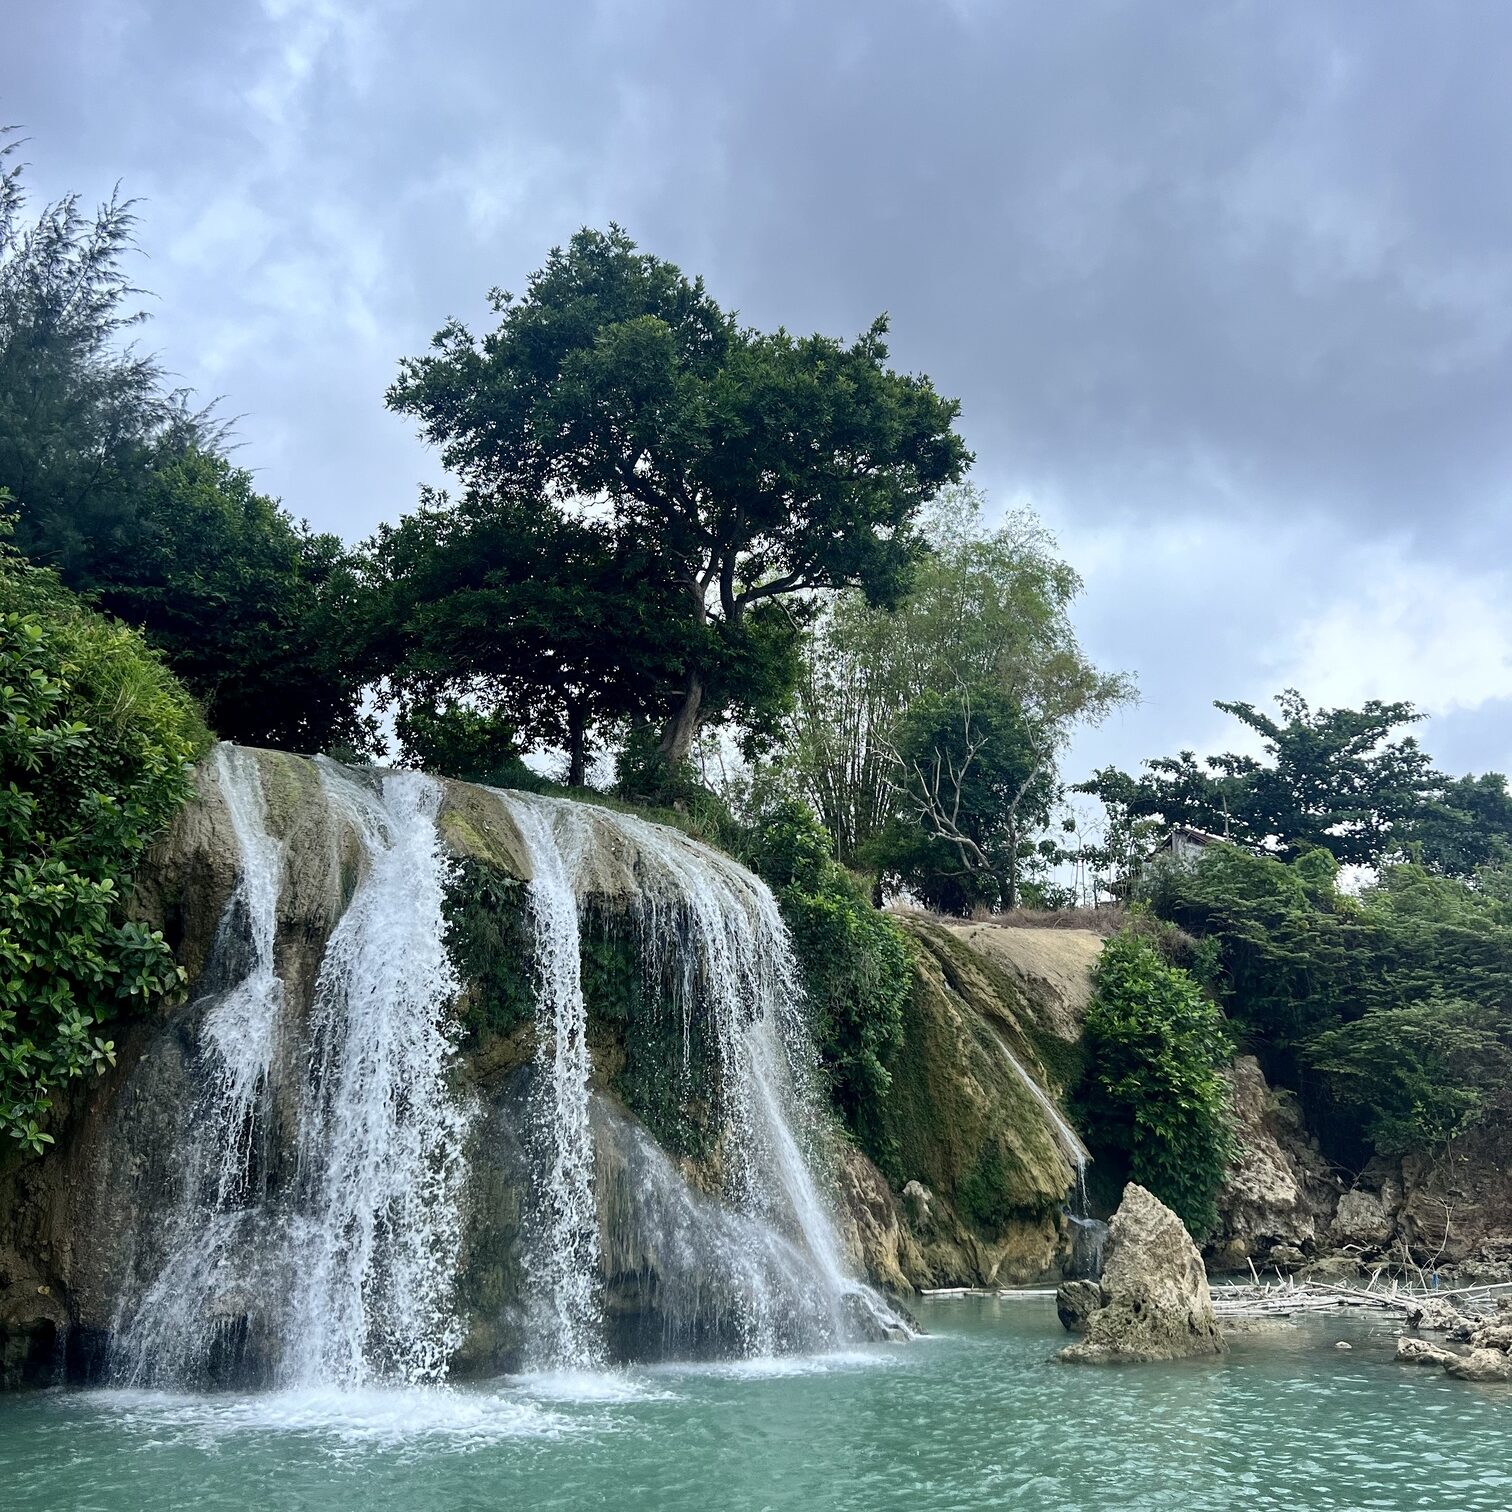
[10,0,1512,781]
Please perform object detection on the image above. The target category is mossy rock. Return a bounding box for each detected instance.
[878,920,1074,1228]
[436,781,534,879]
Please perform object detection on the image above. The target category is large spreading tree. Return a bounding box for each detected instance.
[387,226,970,768]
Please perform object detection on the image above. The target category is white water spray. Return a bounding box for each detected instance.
[113,750,472,1388]
[496,793,604,1371]
[286,762,472,1386]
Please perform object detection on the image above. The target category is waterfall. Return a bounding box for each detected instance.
[112,749,471,1388]
[496,794,604,1371]
[111,749,901,1390]
[284,761,472,1386]
[495,793,902,1362]
[113,744,287,1385]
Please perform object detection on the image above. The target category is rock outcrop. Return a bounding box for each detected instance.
[0,746,1116,1383]
[1396,1336,1460,1368]
[1208,1056,1339,1270]
[834,1146,920,1297]
[1055,1279,1102,1334]
[870,918,1092,1289]
[1058,1184,1225,1364]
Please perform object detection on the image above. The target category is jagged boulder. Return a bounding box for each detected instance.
[1058,1184,1225,1364]
[1404,1296,1465,1333]
[1330,1186,1396,1250]
[1446,1348,1512,1383]
[1055,1279,1103,1334]
[1209,1056,1338,1269]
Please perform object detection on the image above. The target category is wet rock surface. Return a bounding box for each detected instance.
[1055,1279,1103,1334]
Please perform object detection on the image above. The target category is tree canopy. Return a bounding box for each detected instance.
[786,487,1132,909]
[0,137,370,755]
[1084,690,1441,869]
[387,225,971,768]
[362,488,696,785]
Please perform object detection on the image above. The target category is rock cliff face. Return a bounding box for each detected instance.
[870,918,1101,1289]
[1058,1184,1224,1364]
[1208,1056,1341,1271]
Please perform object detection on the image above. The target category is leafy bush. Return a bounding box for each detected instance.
[748,798,913,1168]
[0,512,208,1152]
[1147,842,1512,1162]
[1079,930,1235,1238]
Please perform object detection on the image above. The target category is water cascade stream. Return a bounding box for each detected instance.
[113,751,471,1387]
[494,793,905,1362]
[496,794,604,1371]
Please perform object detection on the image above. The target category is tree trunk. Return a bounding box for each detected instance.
[657,668,705,767]
[566,702,588,788]
[1002,834,1020,912]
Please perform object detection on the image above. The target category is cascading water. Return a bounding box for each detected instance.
[494,792,905,1363]
[284,761,472,1385]
[496,794,604,1371]
[113,744,288,1385]
[112,748,471,1388]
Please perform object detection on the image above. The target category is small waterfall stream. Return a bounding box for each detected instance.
[496,794,604,1371]
[113,745,287,1384]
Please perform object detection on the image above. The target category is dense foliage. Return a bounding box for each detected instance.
[1078,931,1236,1238]
[362,489,693,785]
[0,514,208,1152]
[387,225,970,771]
[0,139,369,755]
[1085,689,1509,875]
[1146,843,1512,1162]
[746,799,913,1168]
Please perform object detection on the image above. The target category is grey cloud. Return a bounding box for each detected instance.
[8,0,1511,776]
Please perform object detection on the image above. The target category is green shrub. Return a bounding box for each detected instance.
[0,511,209,1153]
[748,799,913,1169]
[1078,930,1236,1239]
[441,857,535,1041]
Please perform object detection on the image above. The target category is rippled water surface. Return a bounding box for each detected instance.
[3,1298,1509,1511]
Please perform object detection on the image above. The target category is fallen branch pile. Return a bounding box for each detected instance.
[1211,1269,1512,1321]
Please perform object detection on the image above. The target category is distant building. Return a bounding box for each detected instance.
[1147,824,1229,868]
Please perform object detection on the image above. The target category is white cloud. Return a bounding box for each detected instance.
[1280,547,1512,719]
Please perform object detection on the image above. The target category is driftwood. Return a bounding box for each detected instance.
[1211,1272,1512,1320]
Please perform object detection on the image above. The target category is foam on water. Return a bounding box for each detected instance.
[91,1385,576,1449]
